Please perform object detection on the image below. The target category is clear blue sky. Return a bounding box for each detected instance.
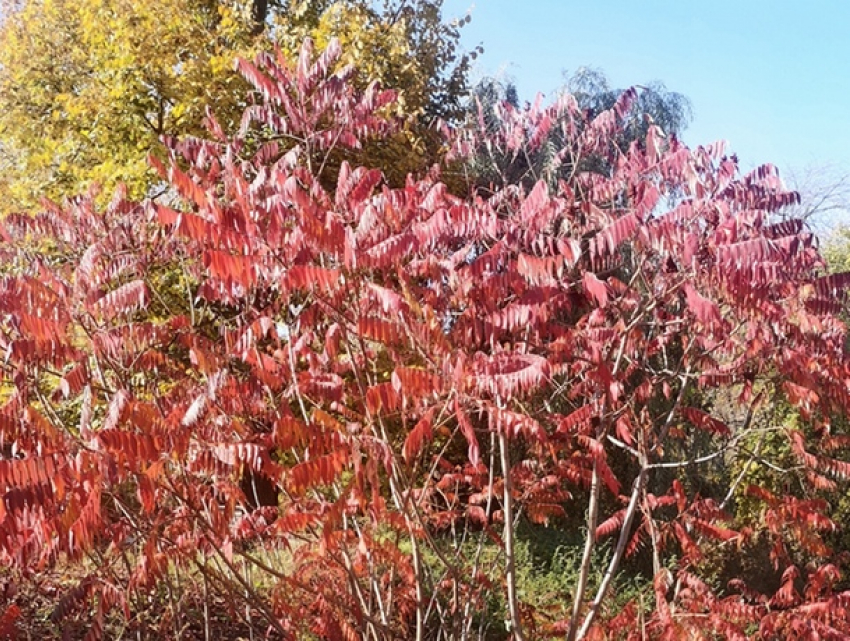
[442,0,850,175]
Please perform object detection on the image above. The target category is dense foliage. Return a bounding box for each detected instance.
[460,69,690,197]
[0,0,472,211]
[3,35,850,641]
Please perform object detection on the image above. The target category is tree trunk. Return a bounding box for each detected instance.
[251,0,269,34]
[566,462,600,641]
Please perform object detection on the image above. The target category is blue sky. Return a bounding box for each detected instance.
[442,0,850,176]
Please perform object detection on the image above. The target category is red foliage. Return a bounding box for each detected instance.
[1,36,849,639]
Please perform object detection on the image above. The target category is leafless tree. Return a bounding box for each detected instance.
[780,164,850,233]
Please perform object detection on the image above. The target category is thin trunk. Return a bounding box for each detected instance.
[463,431,498,641]
[203,558,211,641]
[646,489,662,578]
[566,462,600,641]
[499,429,526,641]
[577,467,647,639]
[411,536,425,641]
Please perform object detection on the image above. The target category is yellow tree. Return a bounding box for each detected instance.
[0,0,472,211]
[0,0,261,210]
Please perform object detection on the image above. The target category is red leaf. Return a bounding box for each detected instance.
[455,399,480,466]
[582,272,610,308]
[680,407,731,437]
[358,316,404,346]
[683,282,721,326]
[555,405,594,436]
[92,280,149,321]
[282,265,342,293]
[596,509,626,539]
[365,382,400,415]
[403,411,434,464]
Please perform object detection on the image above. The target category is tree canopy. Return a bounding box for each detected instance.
[0,0,472,211]
[460,68,691,194]
[565,66,692,141]
[0,0,256,208]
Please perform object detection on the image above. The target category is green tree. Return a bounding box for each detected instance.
[564,66,691,142]
[825,227,850,273]
[276,0,472,122]
[458,68,691,193]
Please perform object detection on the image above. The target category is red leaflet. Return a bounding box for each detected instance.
[680,406,731,437]
[455,399,480,466]
[91,280,149,321]
[682,282,722,327]
[365,382,400,415]
[582,271,610,308]
[403,410,434,464]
